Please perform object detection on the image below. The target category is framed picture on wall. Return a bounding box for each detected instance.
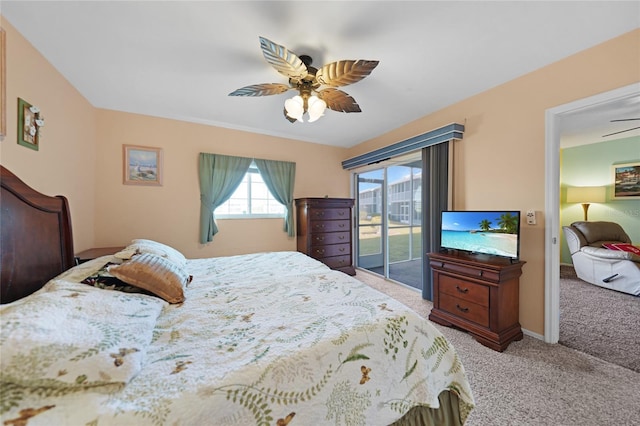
[612,162,640,199]
[123,144,163,186]
[17,98,44,151]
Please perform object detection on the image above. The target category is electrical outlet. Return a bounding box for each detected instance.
[526,210,536,225]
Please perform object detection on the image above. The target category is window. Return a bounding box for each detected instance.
[214,162,285,218]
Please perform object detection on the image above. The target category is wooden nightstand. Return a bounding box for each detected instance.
[75,246,125,265]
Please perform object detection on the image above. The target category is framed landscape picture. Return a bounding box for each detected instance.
[612,162,640,199]
[123,144,163,186]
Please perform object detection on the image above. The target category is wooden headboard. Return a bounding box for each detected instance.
[1,165,75,303]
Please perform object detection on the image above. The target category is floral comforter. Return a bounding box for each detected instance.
[0,251,474,425]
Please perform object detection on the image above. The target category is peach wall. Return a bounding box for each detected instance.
[0,19,97,252]
[346,29,640,335]
[93,109,350,259]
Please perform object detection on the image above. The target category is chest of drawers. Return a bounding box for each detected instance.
[295,198,355,275]
[427,251,525,351]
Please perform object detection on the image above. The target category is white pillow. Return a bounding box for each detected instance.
[114,238,187,268]
[0,281,165,390]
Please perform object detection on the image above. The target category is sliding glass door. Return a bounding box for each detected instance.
[356,154,423,290]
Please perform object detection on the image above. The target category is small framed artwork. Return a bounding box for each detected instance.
[123,144,163,186]
[18,98,44,151]
[612,162,640,199]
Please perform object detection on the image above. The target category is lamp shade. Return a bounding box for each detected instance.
[307,96,326,122]
[566,186,606,203]
[284,95,305,121]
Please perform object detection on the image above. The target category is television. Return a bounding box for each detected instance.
[440,210,521,260]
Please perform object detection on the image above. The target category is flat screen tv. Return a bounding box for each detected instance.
[440,211,521,260]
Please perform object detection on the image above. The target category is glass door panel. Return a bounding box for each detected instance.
[355,154,423,290]
[387,163,422,289]
[357,169,384,273]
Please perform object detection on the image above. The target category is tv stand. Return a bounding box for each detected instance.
[427,251,526,352]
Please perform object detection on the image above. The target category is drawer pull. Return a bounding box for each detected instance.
[316,249,325,255]
[338,211,345,216]
[315,236,325,242]
[339,247,345,252]
[339,224,345,228]
[456,285,469,294]
[316,211,325,217]
[456,304,469,313]
[339,236,345,240]
[478,270,483,277]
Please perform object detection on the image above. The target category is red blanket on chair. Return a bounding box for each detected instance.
[602,243,640,255]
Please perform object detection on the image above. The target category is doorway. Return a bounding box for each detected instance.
[355,153,423,290]
[544,82,640,343]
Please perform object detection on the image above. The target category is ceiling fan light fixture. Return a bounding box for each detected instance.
[284,95,305,121]
[230,37,379,124]
[307,95,326,122]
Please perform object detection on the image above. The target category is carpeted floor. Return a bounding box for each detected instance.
[558,265,640,373]
[354,269,640,426]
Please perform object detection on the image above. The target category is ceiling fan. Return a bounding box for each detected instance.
[228,36,379,123]
[602,118,640,138]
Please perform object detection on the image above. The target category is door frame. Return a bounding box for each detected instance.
[544,82,640,343]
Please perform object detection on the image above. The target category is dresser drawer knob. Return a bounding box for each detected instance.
[456,285,469,294]
[456,304,469,313]
[316,249,325,255]
[315,236,325,242]
[339,235,345,240]
[339,247,345,252]
[339,223,345,228]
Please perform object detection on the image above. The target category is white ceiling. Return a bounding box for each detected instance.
[2,1,639,148]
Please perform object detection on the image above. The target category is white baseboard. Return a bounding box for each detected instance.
[522,328,544,341]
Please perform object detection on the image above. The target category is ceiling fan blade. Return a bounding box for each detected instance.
[602,126,640,138]
[259,36,308,83]
[316,60,379,87]
[610,118,640,122]
[228,83,291,97]
[317,88,362,113]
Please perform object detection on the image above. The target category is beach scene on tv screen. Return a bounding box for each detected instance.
[441,211,519,258]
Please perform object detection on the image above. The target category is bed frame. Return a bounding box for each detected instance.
[1,165,75,304]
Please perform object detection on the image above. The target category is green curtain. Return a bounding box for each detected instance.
[254,159,296,237]
[198,153,252,243]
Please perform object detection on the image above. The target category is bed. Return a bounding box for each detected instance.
[0,165,475,425]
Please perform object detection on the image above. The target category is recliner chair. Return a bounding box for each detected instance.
[562,221,640,295]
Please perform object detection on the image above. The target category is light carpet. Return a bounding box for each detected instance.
[354,270,640,426]
[558,265,639,373]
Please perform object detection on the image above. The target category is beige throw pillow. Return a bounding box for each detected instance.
[108,253,189,304]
